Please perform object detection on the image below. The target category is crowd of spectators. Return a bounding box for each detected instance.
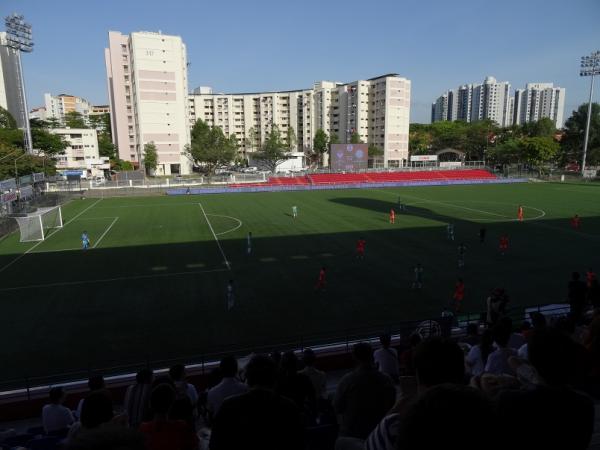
[13,290,600,450]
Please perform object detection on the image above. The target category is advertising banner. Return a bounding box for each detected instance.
[330,144,368,171]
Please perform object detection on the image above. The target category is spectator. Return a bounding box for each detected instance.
[123,368,153,429]
[519,312,548,359]
[68,391,116,442]
[209,355,304,450]
[568,272,587,323]
[365,338,465,450]
[169,364,198,406]
[496,328,595,450]
[275,351,316,423]
[398,333,421,375]
[334,343,396,441]
[484,324,516,375]
[461,323,481,346]
[465,329,494,377]
[396,384,496,450]
[587,278,600,309]
[42,386,74,434]
[139,383,197,450]
[374,333,400,382]
[206,356,248,420]
[299,348,327,400]
[76,375,107,419]
[499,316,526,350]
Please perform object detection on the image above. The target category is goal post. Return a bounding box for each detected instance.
[12,206,63,242]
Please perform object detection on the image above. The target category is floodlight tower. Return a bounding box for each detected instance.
[580,51,600,175]
[4,13,34,154]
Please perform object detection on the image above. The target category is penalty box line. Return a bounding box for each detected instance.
[198,203,231,270]
[0,198,103,274]
[0,267,230,292]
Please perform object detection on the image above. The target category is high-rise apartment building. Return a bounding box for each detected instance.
[105,31,192,175]
[432,77,511,127]
[189,74,411,167]
[0,32,25,127]
[513,83,565,128]
[43,93,93,125]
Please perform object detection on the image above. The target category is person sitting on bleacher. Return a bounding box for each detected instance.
[209,354,304,450]
[365,338,465,450]
[206,356,248,422]
[42,386,74,435]
[334,343,396,444]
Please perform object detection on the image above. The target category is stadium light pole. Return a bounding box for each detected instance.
[580,51,600,176]
[4,13,34,154]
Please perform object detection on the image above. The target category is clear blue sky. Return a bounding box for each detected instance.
[2,0,599,123]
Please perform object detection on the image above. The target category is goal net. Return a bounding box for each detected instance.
[13,206,63,242]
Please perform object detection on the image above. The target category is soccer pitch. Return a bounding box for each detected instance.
[0,182,599,385]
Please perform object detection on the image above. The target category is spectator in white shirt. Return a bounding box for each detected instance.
[485,324,517,375]
[42,386,74,434]
[299,348,327,400]
[465,329,494,377]
[374,333,399,382]
[169,364,198,406]
[207,356,248,420]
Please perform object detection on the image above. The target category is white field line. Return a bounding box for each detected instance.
[398,193,511,219]
[208,214,243,236]
[0,268,229,292]
[94,202,201,209]
[198,203,231,270]
[0,198,103,274]
[92,217,119,249]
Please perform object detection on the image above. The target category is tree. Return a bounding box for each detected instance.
[487,138,521,165]
[245,126,261,153]
[313,128,329,166]
[46,117,61,129]
[98,134,116,159]
[286,126,297,151]
[409,123,433,155]
[560,103,600,166]
[186,119,237,176]
[368,144,384,157]
[0,128,24,148]
[64,111,88,128]
[350,132,363,144]
[111,159,134,171]
[254,124,288,172]
[430,121,468,152]
[523,117,556,138]
[0,107,17,129]
[0,144,54,179]
[521,136,559,167]
[143,142,158,174]
[329,132,340,145]
[88,113,111,134]
[32,128,67,157]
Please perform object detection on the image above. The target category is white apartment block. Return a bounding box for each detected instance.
[105,31,192,175]
[513,83,565,128]
[433,77,511,127]
[0,32,25,127]
[471,77,512,126]
[189,74,411,167]
[43,93,93,125]
[49,128,106,173]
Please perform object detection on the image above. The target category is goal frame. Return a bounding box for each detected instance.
[13,205,63,242]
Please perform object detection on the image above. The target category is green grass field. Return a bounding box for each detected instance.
[1,182,599,386]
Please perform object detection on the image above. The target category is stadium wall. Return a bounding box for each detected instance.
[167,178,529,195]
